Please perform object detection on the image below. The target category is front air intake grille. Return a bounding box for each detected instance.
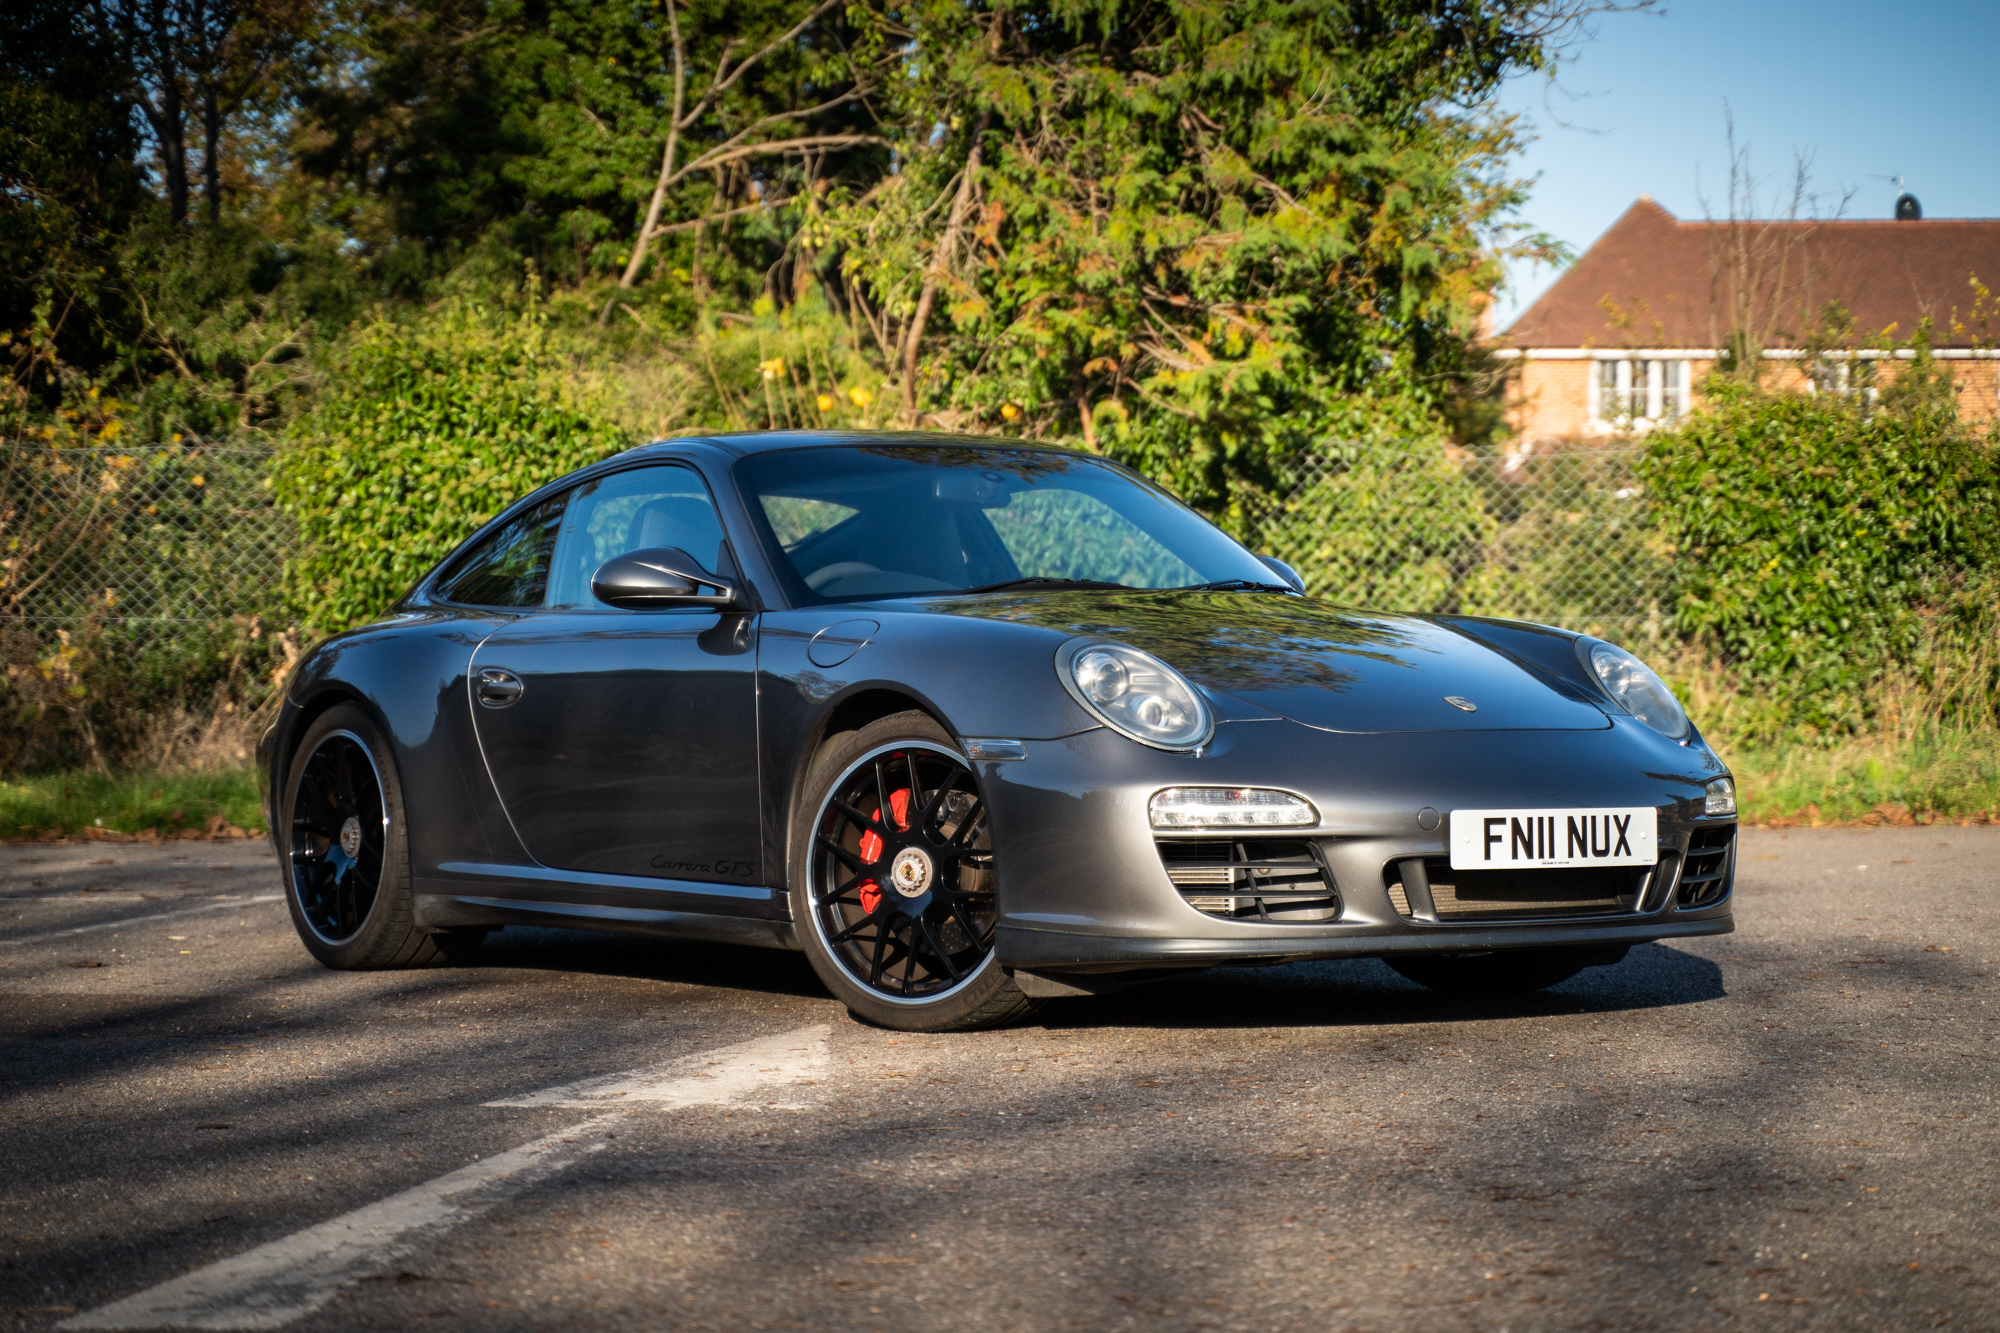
[1386,857,1656,922]
[1677,824,1736,908]
[1156,838,1341,923]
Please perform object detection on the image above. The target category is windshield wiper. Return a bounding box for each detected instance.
[960,577,1133,595]
[1179,579,1296,593]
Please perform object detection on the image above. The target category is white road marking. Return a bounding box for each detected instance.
[61,1025,832,1330]
[59,1114,625,1331]
[486,1024,831,1109]
[0,895,284,947]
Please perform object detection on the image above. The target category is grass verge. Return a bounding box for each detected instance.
[3,731,1997,843]
[0,768,266,841]
[1724,723,2000,826]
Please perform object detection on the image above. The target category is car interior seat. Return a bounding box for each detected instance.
[856,500,969,589]
[628,495,725,573]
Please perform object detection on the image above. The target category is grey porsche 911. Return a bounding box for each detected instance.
[258,432,1736,1031]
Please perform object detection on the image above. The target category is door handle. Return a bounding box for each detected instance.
[475,667,525,708]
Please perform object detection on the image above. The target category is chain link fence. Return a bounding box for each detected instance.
[0,438,1679,768]
[0,441,1677,649]
[0,443,297,771]
[1243,445,1673,647]
[0,443,292,632]
[0,441,1674,640]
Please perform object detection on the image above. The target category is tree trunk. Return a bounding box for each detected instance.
[156,55,189,224]
[614,0,687,302]
[900,113,990,419]
[201,86,222,222]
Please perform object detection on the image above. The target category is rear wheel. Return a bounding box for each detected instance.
[1385,947,1612,996]
[281,703,485,969]
[791,711,1039,1032]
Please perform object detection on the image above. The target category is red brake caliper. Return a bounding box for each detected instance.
[855,788,912,914]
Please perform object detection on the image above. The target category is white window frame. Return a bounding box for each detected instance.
[1588,356,1691,432]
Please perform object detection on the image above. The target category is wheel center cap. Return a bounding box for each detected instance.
[888,846,933,898]
[338,815,363,859]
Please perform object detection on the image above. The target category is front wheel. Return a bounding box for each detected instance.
[281,703,485,970]
[790,712,1039,1032]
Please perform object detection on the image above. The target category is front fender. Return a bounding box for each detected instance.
[756,606,1106,889]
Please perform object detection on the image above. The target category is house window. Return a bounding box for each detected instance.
[1593,358,1690,427]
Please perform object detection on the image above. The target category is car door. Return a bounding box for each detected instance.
[463,462,762,884]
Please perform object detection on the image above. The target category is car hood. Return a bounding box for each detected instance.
[919,590,1611,734]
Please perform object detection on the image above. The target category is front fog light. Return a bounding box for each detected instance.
[1149,787,1318,829]
[1704,777,1737,816]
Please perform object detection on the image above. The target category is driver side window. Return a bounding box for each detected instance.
[545,465,727,609]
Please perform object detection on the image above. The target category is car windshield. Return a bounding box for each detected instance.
[734,444,1282,603]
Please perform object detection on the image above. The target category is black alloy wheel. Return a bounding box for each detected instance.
[290,729,386,944]
[280,703,484,970]
[793,712,1038,1031]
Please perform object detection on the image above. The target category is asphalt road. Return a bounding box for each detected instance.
[3,827,1996,1332]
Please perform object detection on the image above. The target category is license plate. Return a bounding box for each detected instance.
[1449,808,1657,870]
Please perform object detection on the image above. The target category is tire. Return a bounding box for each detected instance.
[1385,947,1606,996]
[280,703,486,970]
[790,711,1040,1032]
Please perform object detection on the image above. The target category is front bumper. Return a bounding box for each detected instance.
[980,716,1735,973]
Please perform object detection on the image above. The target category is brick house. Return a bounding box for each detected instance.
[1494,196,2000,444]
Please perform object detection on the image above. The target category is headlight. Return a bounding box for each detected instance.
[1057,640,1213,751]
[1704,776,1737,816]
[1150,787,1317,828]
[1584,641,1690,740]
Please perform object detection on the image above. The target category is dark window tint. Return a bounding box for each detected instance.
[437,494,568,608]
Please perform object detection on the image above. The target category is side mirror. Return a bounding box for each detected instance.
[1256,554,1306,594]
[591,547,739,609]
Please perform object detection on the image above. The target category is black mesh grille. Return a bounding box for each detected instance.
[1156,838,1341,923]
[1386,857,1657,922]
[1677,824,1736,908]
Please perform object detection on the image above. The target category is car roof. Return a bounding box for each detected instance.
[623,430,1084,459]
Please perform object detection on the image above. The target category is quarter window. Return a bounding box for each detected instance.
[436,494,568,608]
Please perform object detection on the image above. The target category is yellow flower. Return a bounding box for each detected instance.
[847,385,873,408]
[816,393,836,413]
[190,475,206,488]
[760,357,784,381]
[1000,402,1021,421]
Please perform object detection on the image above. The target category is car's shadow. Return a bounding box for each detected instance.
[1042,942,1727,1030]
[469,925,831,1000]
[469,928,1725,1027]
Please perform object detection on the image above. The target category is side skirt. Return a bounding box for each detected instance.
[414,861,798,951]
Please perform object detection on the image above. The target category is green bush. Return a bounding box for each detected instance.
[1641,381,2000,735]
[273,304,632,634]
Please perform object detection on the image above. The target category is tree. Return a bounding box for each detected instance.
[609,0,889,302]
[0,3,146,418]
[824,0,1583,511]
[81,0,304,224]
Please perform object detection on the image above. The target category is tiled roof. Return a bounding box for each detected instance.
[1503,197,2000,349]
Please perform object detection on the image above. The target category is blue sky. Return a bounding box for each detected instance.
[1493,0,2000,328]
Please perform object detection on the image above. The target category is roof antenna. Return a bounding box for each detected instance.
[1872,173,1922,220]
